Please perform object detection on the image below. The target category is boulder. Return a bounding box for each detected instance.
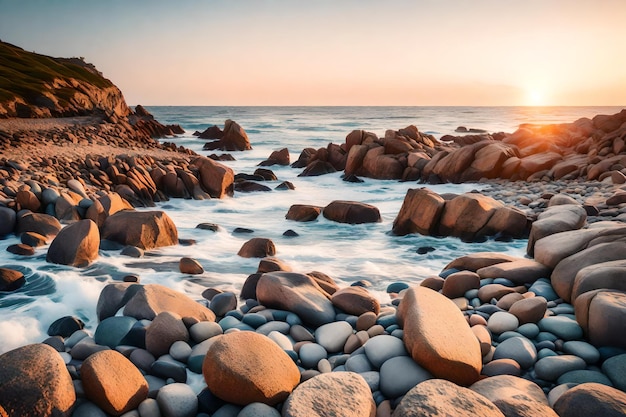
[331,286,380,315]
[260,148,290,166]
[397,286,482,386]
[553,382,626,417]
[16,212,61,238]
[470,375,558,417]
[122,284,215,322]
[322,200,381,224]
[285,204,322,222]
[197,124,224,139]
[46,219,100,267]
[209,119,251,151]
[0,206,16,236]
[282,372,375,417]
[482,206,529,238]
[156,383,198,417]
[477,259,551,285]
[86,192,132,227]
[443,252,520,272]
[442,271,481,299]
[145,311,189,358]
[256,272,335,328]
[552,245,626,302]
[392,188,446,236]
[467,142,519,180]
[570,259,626,302]
[16,189,41,212]
[527,204,587,257]
[81,350,149,416]
[393,379,505,417]
[101,210,178,250]
[179,257,204,274]
[0,343,75,416]
[191,156,235,198]
[438,193,504,240]
[237,238,276,258]
[202,332,299,406]
[574,289,626,349]
[0,268,25,292]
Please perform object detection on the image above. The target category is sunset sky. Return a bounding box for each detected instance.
[1,0,625,106]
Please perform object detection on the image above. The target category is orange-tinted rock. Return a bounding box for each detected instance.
[344,144,370,175]
[220,119,252,151]
[438,193,503,240]
[81,350,148,416]
[470,375,558,417]
[16,189,41,212]
[393,379,504,417]
[397,287,482,386]
[553,382,626,417]
[509,297,548,324]
[86,192,132,227]
[0,343,75,417]
[442,271,480,299]
[478,284,519,303]
[392,187,446,236]
[237,238,276,258]
[420,276,445,291]
[179,257,204,274]
[322,200,381,224]
[145,311,189,358]
[101,210,178,250]
[191,156,235,198]
[527,204,587,257]
[574,290,626,349]
[0,268,25,292]
[444,252,519,272]
[285,204,321,222]
[257,257,292,273]
[477,259,551,285]
[123,284,215,322]
[46,219,100,267]
[282,372,375,417]
[467,142,518,180]
[482,206,529,239]
[306,271,340,295]
[331,286,380,316]
[571,260,626,302]
[202,332,299,406]
[519,152,562,178]
[16,212,61,238]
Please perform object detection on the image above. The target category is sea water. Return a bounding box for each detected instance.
[0,106,622,354]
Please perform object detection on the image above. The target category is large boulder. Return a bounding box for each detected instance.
[101,210,178,250]
[86,192,132,227]
[282,372,375,417]
[285,204,321,222]
[438,193,504,241]
[393,379,505,417]
[570,260,626,302]
[574,289,626,349]
[322,200,381,224]
[203,119,251,151]
[527,204,587,257]
[553,382,626,417]
[0,343,75,416]
[256,272,335,328]
[237,238,276,258]
[202,332,299,406]
[470,375,558,417]
[397,286,482,386]
[0,268,25,292]
[121,284,215,322]
[191,156,235,198]
[16,212,61,238]
[0,206,16,236]
[466,142,519,180]
[477,259,551,285]
[46,219,100,267]
[392,187,446,236]
[81,350,149,416]
[330,286,380,316]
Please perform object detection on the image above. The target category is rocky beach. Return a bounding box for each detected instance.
[1,41,626,417]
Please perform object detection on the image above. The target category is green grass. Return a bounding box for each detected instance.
[0,41,113,108]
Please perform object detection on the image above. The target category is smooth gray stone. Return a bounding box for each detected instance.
[363,335,408,369]
[237,402,281,417]
[493,336,537,369]
[94,316,137,348]
[345,354,374,373]
[72,401,108,417]
[602,353,626,391]
[138,398,161,417]
[359,371,380,392]
[528,278,559,301]
[534,355,586,381]
[212,404,242,417]
[189,321,222,343]
[299,343,327,369]
[562,341,600,365]
[256,321,291,336]
[157,383,198,417]
[556,369,614,386]
[538,316,583,341]
[241,313,267,328]
[151,360,187,383]
[379,355,432,399]
[169,340,192,363]
[537,348,558,360]
[315,321,353,353]
[517,323,540,339]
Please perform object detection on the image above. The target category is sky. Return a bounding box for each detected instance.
[0,0,625,106]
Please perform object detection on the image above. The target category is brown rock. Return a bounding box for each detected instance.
[442,271,480,299]
[467,142,518,180]
[0,268,25,291]
[470,375,558,417]
[282,372,375,417]
[218,119,252,151]
[322,200,381,224]
[285,204,321,222]
[553,382,626,417]
[420,276,445,291]
[257,257,292,273]
[496,292,525,310]
[0,206,16,236]
[202,332,299,406]
[481,359,522,377]
[123,284,215,322]
[392,187,446,236]
[86,192,132,227]
[444,252,520,272]
[145,311,189,357]
[179,257,204,274]
[397,287,482,386]
[571,260,626,302]
[478,284,519,303]
[237,237,276,258]
[16,212,61,238]
[261,148,290,166]
[477,259,551,285]
[471,324,492,356]
[519,152,562,178]
[81,350,148,416]
[344,144,370,175]
[574,290,626,349]
[331,286,380,316]
[21,231,47,247]
[509,297,548,325]
[197,124,223,139]
[101,210,178,250]
[362,147,404,179]
[482,206,530,239]
[393,379,505,417]
[191,156,235,198]
[0,343,75,416]
[16,189,41,212]
[438,193,503,240]
[46,219,100,267]
[257,272,335,327]
[306,271,340,295]
[527,204,587,257]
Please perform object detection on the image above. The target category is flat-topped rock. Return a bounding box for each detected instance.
[527,204,587,256]
[101,210,178,249]
[477,259,551,285]
[322,200,381,224]
[392,187,446,236]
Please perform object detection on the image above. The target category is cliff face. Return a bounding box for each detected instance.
[0,41,131,118]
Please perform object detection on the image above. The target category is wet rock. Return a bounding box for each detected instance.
[285,204,321,222]
[16,212,61,238]
[203,119,251,151]
[0,206,16,236]
[237,238,276,258]
[322,200,381,224]
[145,311,189,357]
[0,267,25,291]
[47,219,100,267]
[477,259,551,285]
[392,187,446,236]
[179,257,204,274]
[191,156,235,198]
[122,283,216,321]
[102,210,178,250]
[574,289,626,349]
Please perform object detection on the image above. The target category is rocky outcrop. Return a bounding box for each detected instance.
[393,188,529,241]
[202,119,252,151]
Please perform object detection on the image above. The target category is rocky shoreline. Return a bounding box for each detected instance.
[2,109,626,417]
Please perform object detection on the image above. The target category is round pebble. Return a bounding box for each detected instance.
[345,353,374,373]
[487,311,519,334]
[241,313,267,328]
[138,398,160,417]
[237,402,281,417]
[517,323,540,339]
[267,330,293,351]
[256,321,290,336]
[534,355,586,381]
[493,336,537,369]
[364,335,408,369]
[169,340,192,363]
[289,324,314,342]
[315,321,353,353]
[562,341,600,365]
[556,369,614,386]
[538,316,583,341]
[189,321,223,343]
[379,356,433,399]
[157,383,198,417]
[299,343,327,369]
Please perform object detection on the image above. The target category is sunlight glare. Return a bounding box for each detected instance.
[527,89,545,106]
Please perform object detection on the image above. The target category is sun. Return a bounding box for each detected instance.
[525,88,548,106]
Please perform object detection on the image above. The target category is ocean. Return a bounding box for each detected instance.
[0,105,623,354]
